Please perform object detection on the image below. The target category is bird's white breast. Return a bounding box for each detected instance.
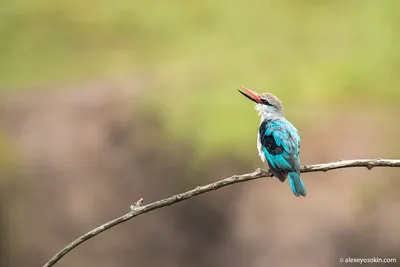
[257,131,266,163]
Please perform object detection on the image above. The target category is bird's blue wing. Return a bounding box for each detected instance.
[259,119,301,180]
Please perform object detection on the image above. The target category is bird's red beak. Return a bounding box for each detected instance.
[238,86,262,104]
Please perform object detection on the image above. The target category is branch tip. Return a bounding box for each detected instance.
[129,198,144,211]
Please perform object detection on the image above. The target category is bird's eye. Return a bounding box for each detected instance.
[261,98,271,106]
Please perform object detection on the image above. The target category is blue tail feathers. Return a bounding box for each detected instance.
[288,172,307,197]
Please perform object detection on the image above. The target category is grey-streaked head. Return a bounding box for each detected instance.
[238,86,284,121]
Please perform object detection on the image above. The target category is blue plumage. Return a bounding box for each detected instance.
[238,86,307,197]
[288,172,307,197]
[260,118,306,197]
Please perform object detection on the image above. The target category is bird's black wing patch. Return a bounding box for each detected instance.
[259,120,284,156]
[259,120,287,181]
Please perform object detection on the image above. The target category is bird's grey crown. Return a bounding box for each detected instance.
[259,93,284,111]
[255,93,284,121]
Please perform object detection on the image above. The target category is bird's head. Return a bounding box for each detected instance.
[238,86,284,120]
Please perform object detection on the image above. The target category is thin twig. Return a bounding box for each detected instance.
[43,158,400,267]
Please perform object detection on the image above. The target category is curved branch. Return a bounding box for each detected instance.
[43,158,400,267]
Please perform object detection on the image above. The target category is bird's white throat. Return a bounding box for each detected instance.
[255,104,283,121]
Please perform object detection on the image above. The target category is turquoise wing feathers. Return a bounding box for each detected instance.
[259,119,306,197]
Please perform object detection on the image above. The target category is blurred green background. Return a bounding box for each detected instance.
[1,1,400,267]
[2,0,400,158]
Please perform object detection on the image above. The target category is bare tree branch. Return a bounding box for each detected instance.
[43,158,400,267]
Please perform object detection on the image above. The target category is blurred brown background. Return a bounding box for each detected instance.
[1,1,400,267]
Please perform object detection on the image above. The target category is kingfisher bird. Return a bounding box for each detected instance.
[238,86,307,197]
